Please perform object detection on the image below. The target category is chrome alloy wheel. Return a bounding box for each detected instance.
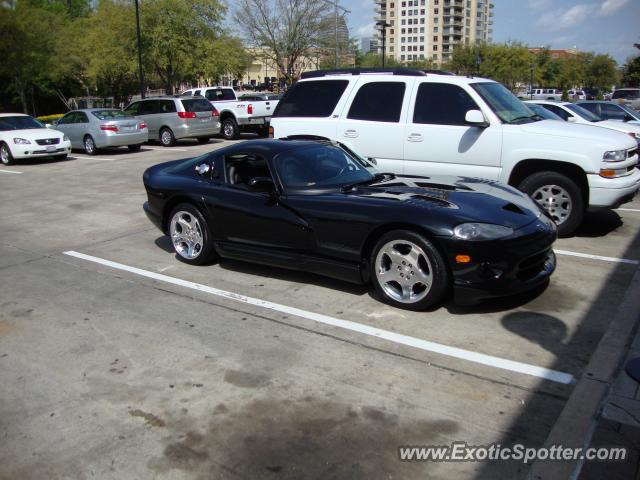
[170,211,204,260]
[375,239,433,304]
[531,184,572,225]
[223,120,235,138]
[84,136,95,154]
[161,130,173,146]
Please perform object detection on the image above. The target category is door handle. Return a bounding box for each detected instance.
[407,133,423,142]
[343,129,358,138]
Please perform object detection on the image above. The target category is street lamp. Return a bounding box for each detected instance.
[530,63,534,100]
[376,20,391,68]
[134,0,145,99]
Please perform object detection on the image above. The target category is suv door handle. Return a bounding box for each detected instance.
[407,133,423,142]
[343,129,358,138]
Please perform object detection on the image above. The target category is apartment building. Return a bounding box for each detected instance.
[374,0,493,64]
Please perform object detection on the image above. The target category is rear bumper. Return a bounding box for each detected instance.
[588,170,640,207]
[12,140,72,159]
[237,116,271,126]
[172,121,220,139]
[96,130,148,148]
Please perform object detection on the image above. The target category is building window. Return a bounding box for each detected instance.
[390,46,394,52]
[433,35,438,41]
[433,45,438,51]
[419,45,424,51]
[433,26,438,32]
[434,8,439,14]
[401,55,406,60]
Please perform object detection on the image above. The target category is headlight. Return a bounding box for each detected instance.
[13,137,31,145]
[453,223,514,241]
[603,150,626,162]
[63,135,69,142]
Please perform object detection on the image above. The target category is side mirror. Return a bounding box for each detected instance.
[624,114,634,122]
[248,176,275,193]
[567,116,576,123]
[194,163,212,176]
[367,157,378,166]
[465,109,488,127]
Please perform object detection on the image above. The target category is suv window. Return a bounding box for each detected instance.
[124,102,139,115]
[273,80,349,118]
[613,90,640,100]
[224,153,271,188]
[181,98,214,112]
[205,89,236,101]
[347,82,406,123]
[139,100,159,115]
[158,100,176,113]
[413,83,479,125]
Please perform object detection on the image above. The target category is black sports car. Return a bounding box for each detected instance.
[143,139,557,310]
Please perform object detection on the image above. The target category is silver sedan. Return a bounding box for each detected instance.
[55,109,149,155]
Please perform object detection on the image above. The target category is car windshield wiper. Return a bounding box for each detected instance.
[508,115,535,124]
[341,172,396,192]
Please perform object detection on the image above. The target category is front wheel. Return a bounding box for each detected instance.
[370,230,450,310]
[160,128,176,147]
[0,143,14,165]
[518,171,584,237]
[168,203,217,266]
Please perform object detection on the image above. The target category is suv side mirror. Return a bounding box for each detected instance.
[465,109,488,127]
[248,176,275,193]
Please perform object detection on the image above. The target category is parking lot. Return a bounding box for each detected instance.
[1,138,639,479]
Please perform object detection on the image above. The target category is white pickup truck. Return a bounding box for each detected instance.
[181,87,278,139]
[270,69,640,236]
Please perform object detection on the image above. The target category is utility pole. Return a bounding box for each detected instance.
[134,0,145,99]
[376,20,390,68]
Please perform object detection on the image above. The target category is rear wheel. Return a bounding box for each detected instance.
[221,117,239,140]
[128,144,142,152]
[370,230,450,310]
[168,203,217,266]
[160,128,176,147]
[0,143,13,165]
[83,135,97,155]
[196,137,210,144]
[518,171,584,237]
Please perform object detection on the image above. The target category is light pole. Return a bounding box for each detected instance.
[530,63,534,100]
[134,0,145,99]
[376,20,390,68]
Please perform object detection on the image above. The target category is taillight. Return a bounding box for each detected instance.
[139,122,147,129]
[212,108,219,117]
[247,104,253,115]
[177,111,196,119]
[100,124,118,132]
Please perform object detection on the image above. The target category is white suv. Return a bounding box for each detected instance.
[270,69,640,236]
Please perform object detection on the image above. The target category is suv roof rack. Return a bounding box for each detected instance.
[300,68,427,79]
[422,69,455,75]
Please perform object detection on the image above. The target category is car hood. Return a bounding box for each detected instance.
[0,128,65,140]
[355,175,544,230]
[518,119,635,146]
[594,120,640,134]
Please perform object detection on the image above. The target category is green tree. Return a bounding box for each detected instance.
[585,54,618,90]
[621,43,640,87]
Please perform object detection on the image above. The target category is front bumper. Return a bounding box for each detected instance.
[439,220,557,304]
[12,140,72,159]
[588,169,640,207]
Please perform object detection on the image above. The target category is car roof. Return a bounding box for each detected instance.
[222,139,343,157]
[0,113,29,117]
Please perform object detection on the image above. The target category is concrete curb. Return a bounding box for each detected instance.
[527,265,640,480]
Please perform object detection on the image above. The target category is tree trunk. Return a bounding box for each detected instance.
[14,78,28,114]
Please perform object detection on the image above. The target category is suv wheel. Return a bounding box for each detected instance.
[221,118,239,140]
[160,128,176,147]
[370,230,450,310]
[519,171,584,237]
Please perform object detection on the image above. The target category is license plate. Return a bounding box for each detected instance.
[46,145,56,152]
[201,118,210,123]
[250,118,264,125]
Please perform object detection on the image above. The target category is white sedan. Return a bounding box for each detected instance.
[0,113,72,165]
[525,100,640,144]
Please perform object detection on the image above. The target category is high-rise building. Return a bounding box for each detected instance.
[374,0,494,65]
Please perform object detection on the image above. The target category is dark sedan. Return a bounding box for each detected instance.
[143,139,557,310]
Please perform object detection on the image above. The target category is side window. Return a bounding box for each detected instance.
[542,104,571,121]
[159,100,176,113]
[205,90,217,101]
[138,101,157,115]
[347,82,406,123]
[273,80,349,118]
[193,90,201,96]
[600,103,625,120]
[413,83,479,125]
[578,103,599,115]
[76,112,89,123]
[124,102,139,115]
[224,153,272,188]
[221,89,236,100]
[58,112,76,125]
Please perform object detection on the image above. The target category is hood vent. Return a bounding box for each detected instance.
[503,203,526,215]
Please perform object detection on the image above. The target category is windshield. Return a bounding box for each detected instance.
[527,103,563,121]
[0,115,45,131]
[471,82,537,124]
[274,145,376,190]
[619,104,640,120]
[565,104,602,122]
[91,110,132,120]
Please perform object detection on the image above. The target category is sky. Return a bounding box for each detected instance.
[341,0,640,65]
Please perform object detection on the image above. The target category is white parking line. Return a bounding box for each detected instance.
[141,146,189,152]
[71,156,117,161]
[555,249,639,265]
[617,208,640,213]
[63,250,575,385]
[0,169,23,174]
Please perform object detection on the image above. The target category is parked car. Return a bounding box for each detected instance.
[526,100,640,145]
[54,109,148,155]
[270,69,640,237]
[528,88,563,101]
[181,86,277,139]
[575,101,640,126]
[567,89,586,100]
[123,96,220,147]
[0,113,71,165]
[525,102,565,121]
[143,139,557,310]
[611,88,640,110]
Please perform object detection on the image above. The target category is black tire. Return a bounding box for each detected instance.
[518,171,584,238]
[370,230,450,311]
[160,128,176,147]
[221,117,239,140]
[167,203,217,266]
[196,137,210,144]
[128,144,142,152]
[83,135,97,155]
[0,142,14,165]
